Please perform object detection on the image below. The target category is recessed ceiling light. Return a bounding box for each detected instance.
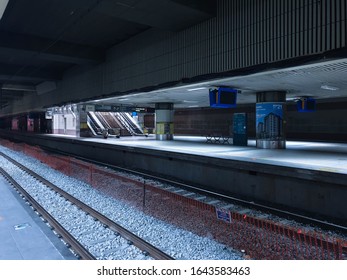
[321,85,339,91]
[187,87,207,92]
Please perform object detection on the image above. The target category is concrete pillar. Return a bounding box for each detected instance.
[155,103,174,140]
[78,105,89,137]
[256,91,286,149]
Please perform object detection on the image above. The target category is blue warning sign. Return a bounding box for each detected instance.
[216,208,231,223]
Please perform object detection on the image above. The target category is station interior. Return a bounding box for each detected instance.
[0,0,346,261]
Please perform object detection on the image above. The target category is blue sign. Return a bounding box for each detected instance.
[216,208,232,223]
[233,113,247,135]
[209,88,237,108]
[296,98,316,112]
[233,113,248,146]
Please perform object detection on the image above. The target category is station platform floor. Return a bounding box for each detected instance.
[0,176,76,260]
[64,135,347,175]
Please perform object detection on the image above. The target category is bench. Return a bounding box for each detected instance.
[205,134,231,144]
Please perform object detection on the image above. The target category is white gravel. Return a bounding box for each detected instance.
[0,156,148,260]
[0,145,244,260]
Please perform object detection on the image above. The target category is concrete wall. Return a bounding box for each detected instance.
[174,106,255,137]
[174,100,347,142]
[52,114,77,136]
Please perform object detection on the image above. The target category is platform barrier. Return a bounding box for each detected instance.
[1,140,346,260]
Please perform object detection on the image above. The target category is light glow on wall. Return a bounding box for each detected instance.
[0,0,9,20]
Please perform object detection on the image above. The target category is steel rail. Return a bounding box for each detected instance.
[0,167,95,260]
[0,152,174,260]
[44,148,347,234]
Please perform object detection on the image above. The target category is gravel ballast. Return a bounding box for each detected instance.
[0,145,244,260]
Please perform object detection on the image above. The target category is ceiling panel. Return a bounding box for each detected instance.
[94,59,347,109]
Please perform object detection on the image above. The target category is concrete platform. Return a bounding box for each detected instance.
[0,176,76,260]
[1,131,346,224]
[77,135,347,175]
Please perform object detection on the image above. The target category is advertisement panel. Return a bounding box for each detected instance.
[256,103,284,141]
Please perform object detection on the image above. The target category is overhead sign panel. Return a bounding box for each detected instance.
[209,87,237,108]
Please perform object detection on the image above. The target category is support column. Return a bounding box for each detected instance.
[78,105,89,137]
[155,103,174,140]
[256,91,286,149]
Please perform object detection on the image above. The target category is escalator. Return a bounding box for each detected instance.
[87,112,115,138]
[94,112,110,129]
[86,111,143,137]
[87,115,99,136]
[113,112,143,136]
[120,112,143,135]
[88,112,105,131]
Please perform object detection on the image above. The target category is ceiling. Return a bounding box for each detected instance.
[1,0,347,112]
[92,58,347,109]
[0,0,215,109]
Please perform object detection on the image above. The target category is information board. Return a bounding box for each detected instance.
[233,113,248,146]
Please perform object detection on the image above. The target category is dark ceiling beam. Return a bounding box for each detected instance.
[96,0,216,31]
[0,46,102,66]
[0,74,52,83]
[1,89,26,97]
[0,62,62,82]
[0,31,104,65]
[1,97,23,101]
[0,91,26,102]
[170,0,217,15]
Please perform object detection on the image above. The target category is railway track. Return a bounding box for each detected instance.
[0,152,174,260]
[23,147,344,259]
[62,155,346,259]
[1,142,346,259]
[54,150,347,235]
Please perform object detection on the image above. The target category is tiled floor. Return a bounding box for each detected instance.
[0,177,75,260]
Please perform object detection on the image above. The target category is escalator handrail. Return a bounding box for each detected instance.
[88,112,105,130]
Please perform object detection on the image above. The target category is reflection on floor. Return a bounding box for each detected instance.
[49,134,347,175]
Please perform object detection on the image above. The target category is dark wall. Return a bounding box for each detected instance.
[174,101,347,142]
[0,112,49,133]
[174,106,255,137]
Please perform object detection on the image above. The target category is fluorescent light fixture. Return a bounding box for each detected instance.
[187,87,207,92]
[0,0,9,20]
[118,98,129,101]
[183,100,198,103]
[321,85,339,91]
[285,97,298,101]
[188,105,199,108]
[1,83,36,92]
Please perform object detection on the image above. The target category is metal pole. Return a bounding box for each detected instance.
[143,179,146,210]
